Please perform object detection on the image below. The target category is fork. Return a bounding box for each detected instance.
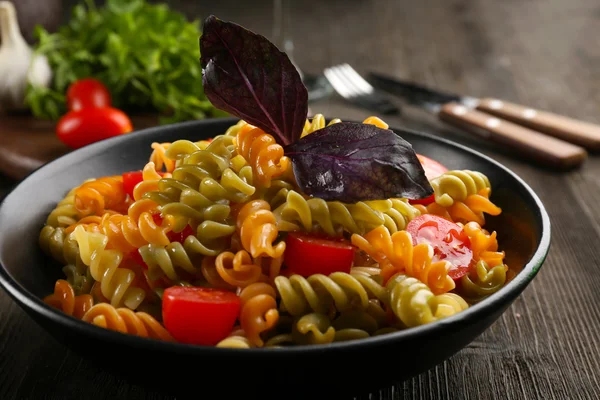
[324,64,400,115]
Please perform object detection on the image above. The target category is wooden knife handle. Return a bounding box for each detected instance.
[439,102,587,169]
[476,98,600,151]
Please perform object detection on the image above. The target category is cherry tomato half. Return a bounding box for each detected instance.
[66,78,112,111]
[410,154,449,205]
[162,286,240,346]
[56,107,133,149]
[284,232,355,277]
[406,214,473,280]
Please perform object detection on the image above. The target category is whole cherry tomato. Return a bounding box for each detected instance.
[66,78,112,111]
[56,107,133,149]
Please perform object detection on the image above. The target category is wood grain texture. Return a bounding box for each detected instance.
[2,0,600,399]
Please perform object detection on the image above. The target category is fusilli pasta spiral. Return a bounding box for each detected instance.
[82,303,174,341]
[430,170,492,207]
[43,279,93,319]
[237,200,285,259]
[459,260,508,301]
[216,326,253,348]
[274,190,403,236]
[386,274,469,328]
[233,125,290,188]
[215,250,264,287]
[149,142,176,173]
[292,313,336,345]
[72,225,146,309]
[414,187,501,226]
[274,272,387,317]
[74,176,129,217]
[45,185,82,227]
[238,282,279,347]
[300,114,341,138]
[351,226,455,293]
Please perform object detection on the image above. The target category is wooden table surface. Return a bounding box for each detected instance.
[2,0,600,399]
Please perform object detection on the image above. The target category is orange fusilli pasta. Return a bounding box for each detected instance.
[74,176,129,217]
[414,188,501,226]
[237,200,286,259]
[351,226,455,294]
[82,303,174,341]
[239,282,279,347]
[233,125,290,188]
[43,279,94,319]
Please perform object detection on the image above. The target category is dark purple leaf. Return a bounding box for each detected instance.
[285,122,433,203]
[200,15,308,146]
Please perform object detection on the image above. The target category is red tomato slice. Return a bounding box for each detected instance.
[284,232,355,277]
[66,78,112,111]
[410,154,449,205]
[162,287,240,346]
[406,214,473,280]
[56,107,133,149]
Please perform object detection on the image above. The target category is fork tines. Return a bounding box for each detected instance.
[324,63,400,115]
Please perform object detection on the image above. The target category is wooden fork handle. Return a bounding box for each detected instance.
[475,98,600,151]
[438,102,587,170]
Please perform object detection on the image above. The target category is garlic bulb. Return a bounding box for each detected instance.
[0,1,52,112]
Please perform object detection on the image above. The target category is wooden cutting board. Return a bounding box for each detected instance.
[0,114,159,181]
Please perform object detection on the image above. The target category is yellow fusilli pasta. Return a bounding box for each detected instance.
[430,170,492,207]
[72,225,146,309]
[386,274,469,328]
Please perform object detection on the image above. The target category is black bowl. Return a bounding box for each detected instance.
[0,118,550,399]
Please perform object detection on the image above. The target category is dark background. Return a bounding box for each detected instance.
[2,0,600,399]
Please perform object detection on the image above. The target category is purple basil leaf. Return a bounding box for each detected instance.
[200,15,308,146]
[285,122,433,203]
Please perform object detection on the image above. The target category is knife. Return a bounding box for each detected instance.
[368,72,591,169]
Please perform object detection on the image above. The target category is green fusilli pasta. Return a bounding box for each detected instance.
[458,260,508,302]
[386,274,469,328]
[430,170,492,207]
[274,190,418,236]
[274,272,387,317]
[292,313,336,345]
